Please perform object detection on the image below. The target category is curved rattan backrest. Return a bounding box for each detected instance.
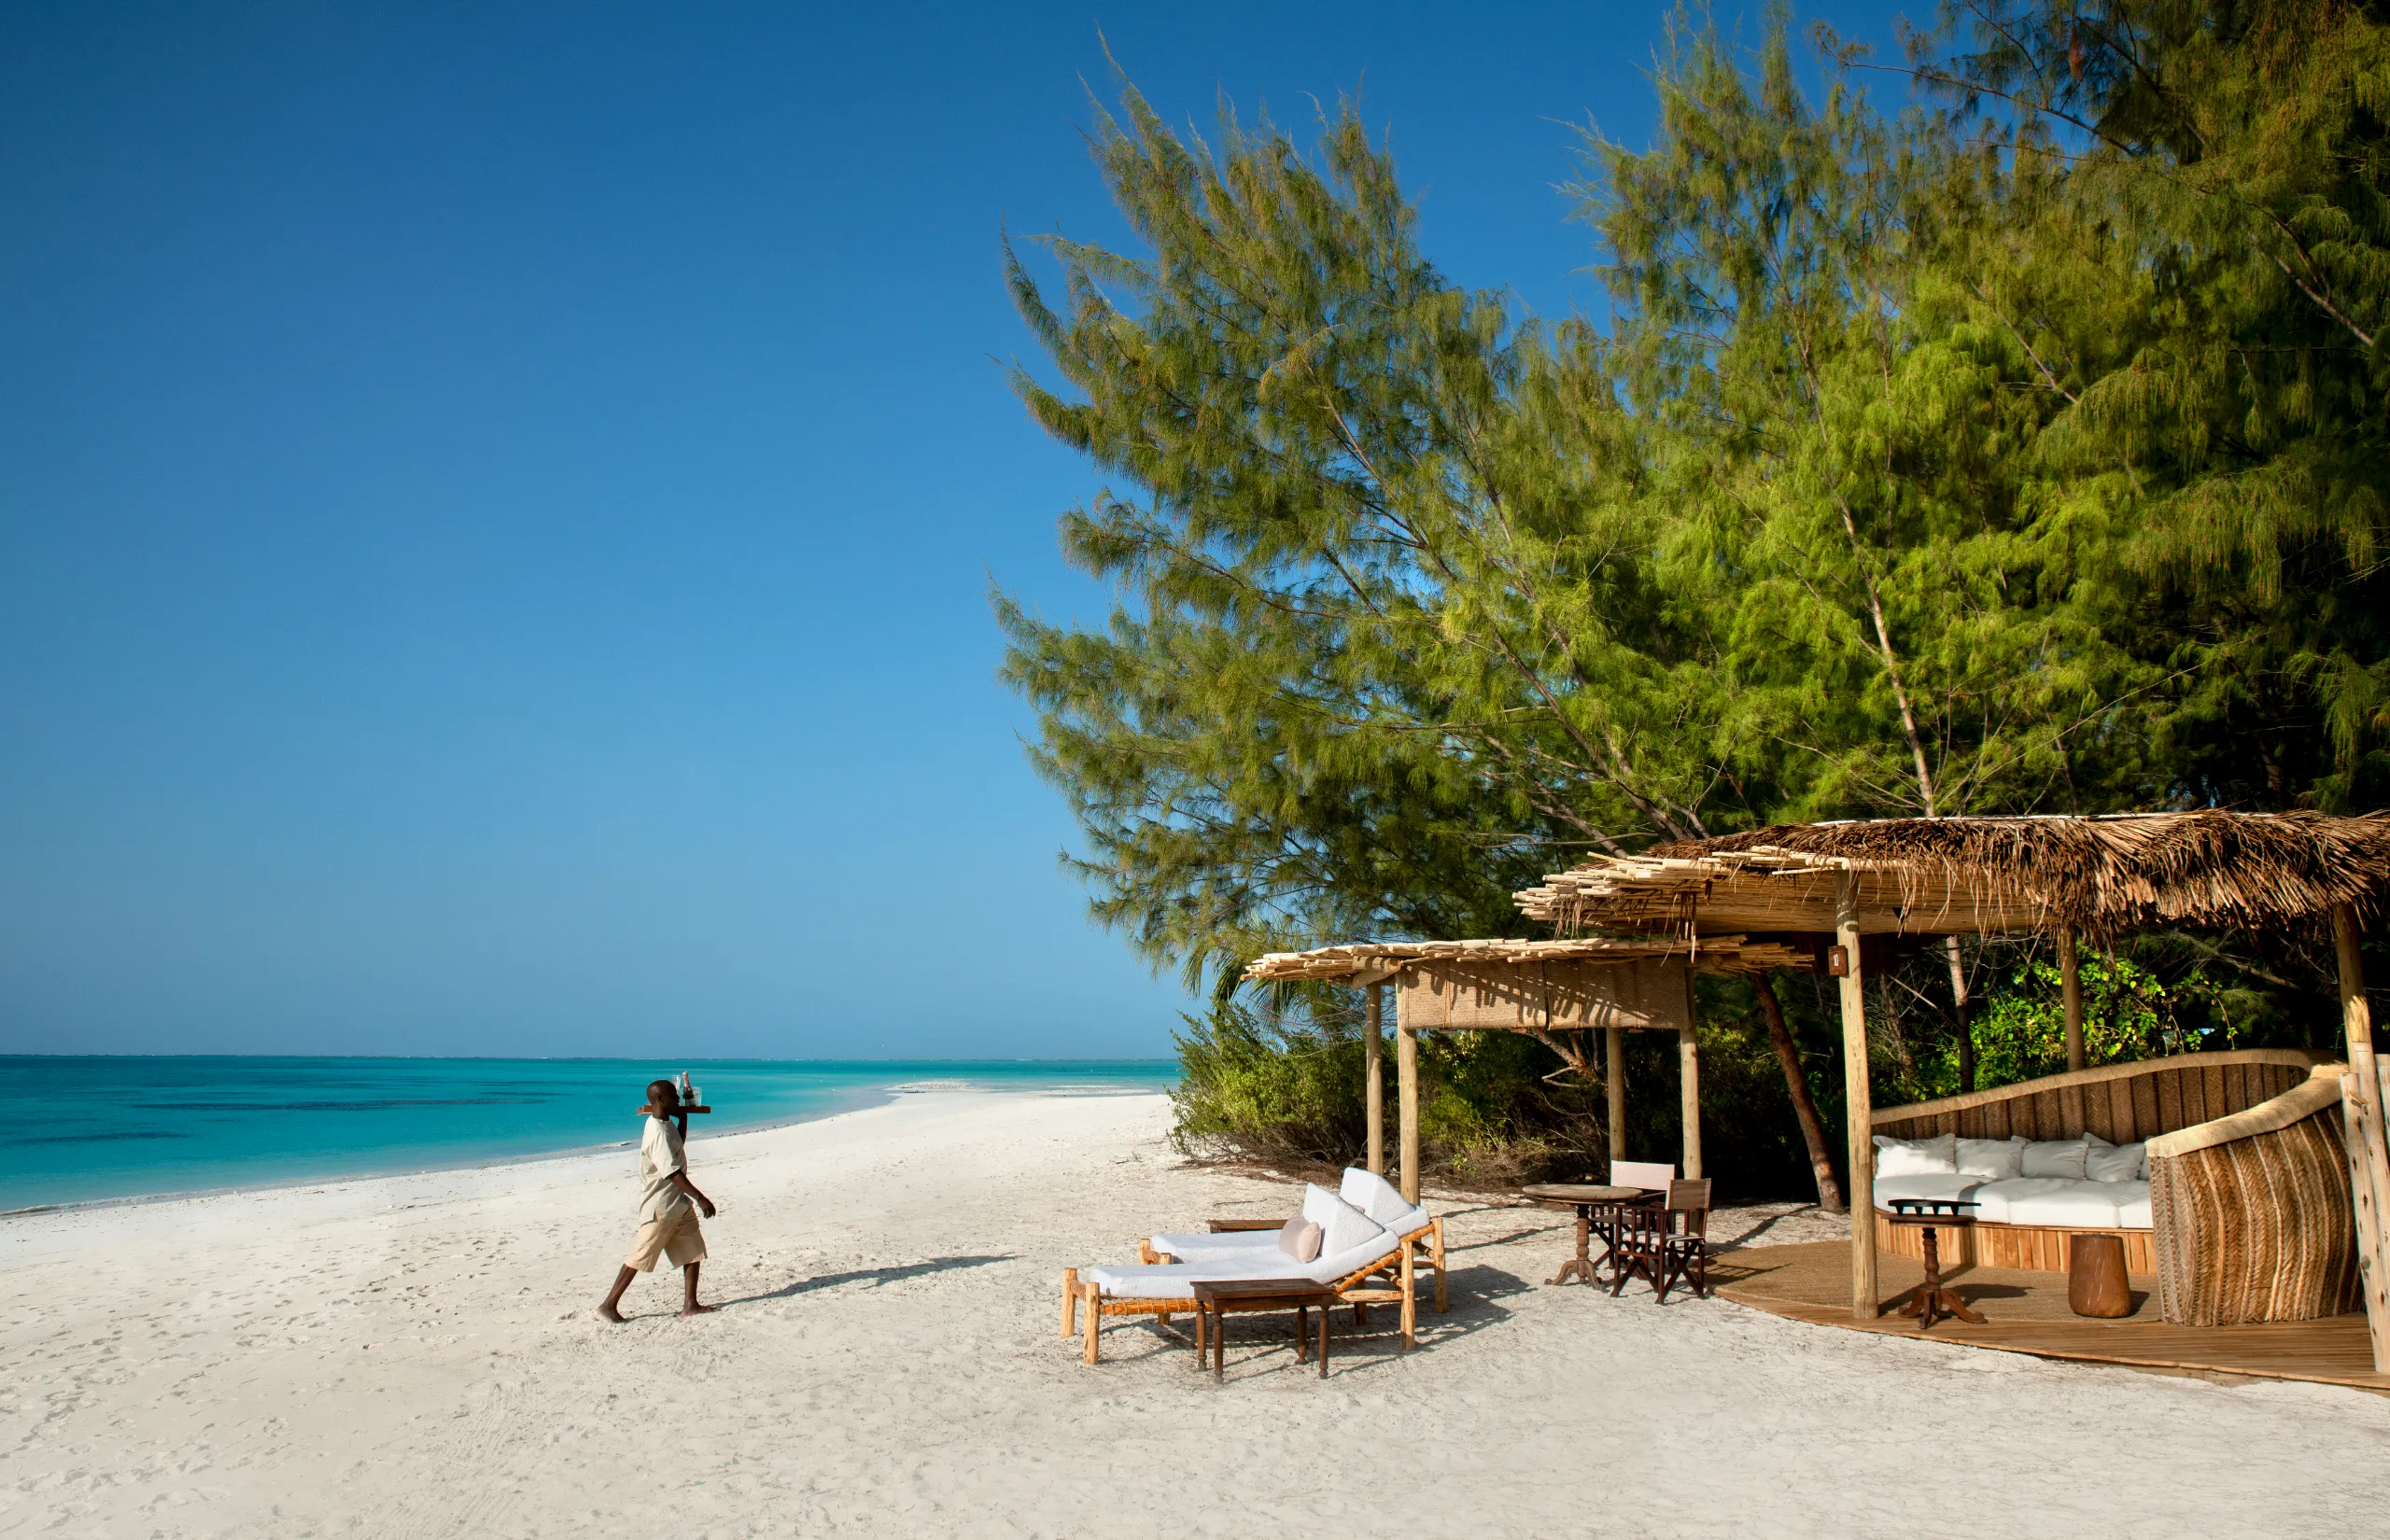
[1872,1049,2334,1145]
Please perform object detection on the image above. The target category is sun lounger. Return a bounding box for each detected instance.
[1142,1167,1447,1308]
[1061,1169,1444,1365]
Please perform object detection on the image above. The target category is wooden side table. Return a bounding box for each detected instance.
[1885,1197,1986,1328]
[1189,1280,1340,1380]
[2068,1233,2133,1318]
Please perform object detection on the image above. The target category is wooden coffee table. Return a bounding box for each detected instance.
[1522,1183,1660,1284]
[1189,1280,1341,1380]
[1886,1197,1986,1328]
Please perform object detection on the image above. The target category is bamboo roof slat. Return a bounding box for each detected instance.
[1515,811,2390,938]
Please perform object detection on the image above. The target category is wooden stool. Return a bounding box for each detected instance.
[2068,1233,2133,1318]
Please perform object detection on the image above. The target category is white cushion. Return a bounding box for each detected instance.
[1339,1168,1432,1236]
[1087,1256,1311,1298]
[2084,1130,2114,1147]
[1315,1192,1385,1260]
[1301,1224,1401,1284]
[1871,1173,1984,1213]
[2020,1138,2090,1179]
[1965,1177,2060,1224]
[1873,1133,1958,1176]
[1148,1229,1275,1262]
[2086,1141,2145,1183]
[1338,1169,1406,1225]
[2004,1180,2122,1227]
[1955,1137,2025,1180]
[2112,1182,2153,1228]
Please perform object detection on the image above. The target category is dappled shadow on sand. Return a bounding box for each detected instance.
[721,1254,1013,1308]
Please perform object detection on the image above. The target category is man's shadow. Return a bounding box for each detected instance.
[719,1253,1012,1307]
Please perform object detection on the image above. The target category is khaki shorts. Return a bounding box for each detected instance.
[625,1209,707,1271]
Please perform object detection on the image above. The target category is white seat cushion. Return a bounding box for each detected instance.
[2110,1182,2152,1228]
[1871,1173,1985,1212]
[1965,1177,2060,1224]
[2003,1179,2122,1227]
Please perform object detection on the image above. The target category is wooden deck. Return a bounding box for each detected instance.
[1716,1242,2390,1393]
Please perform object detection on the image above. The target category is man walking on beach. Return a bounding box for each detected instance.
[598,1079,716,1322]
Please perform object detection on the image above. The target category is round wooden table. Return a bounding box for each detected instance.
[1522,1183,1660,1285]
[1886,1197,1987,1328]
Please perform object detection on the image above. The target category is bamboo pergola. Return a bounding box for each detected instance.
[1514,810,2390,1367]
[1242,936,1811,1202]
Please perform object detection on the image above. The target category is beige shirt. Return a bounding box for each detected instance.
[637,1116,693,1224]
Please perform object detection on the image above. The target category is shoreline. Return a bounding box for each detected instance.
[0,1077,1171,1221]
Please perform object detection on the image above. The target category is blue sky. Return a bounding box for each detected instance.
[0,1,1915,1057]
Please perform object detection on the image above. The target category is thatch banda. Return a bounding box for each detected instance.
[1236,938,1800,1200]
[1517,810,2390,937]
[1507,810,2390,1366]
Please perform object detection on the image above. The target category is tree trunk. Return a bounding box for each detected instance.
[1944,935,1975,1094]
[1754,973,1846,1212]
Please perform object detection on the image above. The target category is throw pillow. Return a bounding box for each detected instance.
[1872,1133,1959,1176]
[1315,1194,1386,1261]
[2087,1141,2145,1183]
[1955,1136,2026,1180]
[2021,1137,2090,1180]
[1276,1215,1323,1262]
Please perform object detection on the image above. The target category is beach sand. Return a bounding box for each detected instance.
[4,1087,2384,1538]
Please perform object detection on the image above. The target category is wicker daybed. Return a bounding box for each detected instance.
[1868,1049,2359,1323]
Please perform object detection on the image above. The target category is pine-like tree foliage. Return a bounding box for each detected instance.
[997,86,1722,993]
[1921,0,2390,808]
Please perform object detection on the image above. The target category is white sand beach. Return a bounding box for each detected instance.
[5,1088,2386,1538]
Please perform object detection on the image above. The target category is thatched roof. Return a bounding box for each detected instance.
[1242,934,1812,984]
[1514,811,2390,938]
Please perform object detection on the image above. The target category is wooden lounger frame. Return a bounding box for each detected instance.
[1060,1216,1446,1365]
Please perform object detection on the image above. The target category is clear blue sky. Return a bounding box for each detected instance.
[0,1,1914,1058]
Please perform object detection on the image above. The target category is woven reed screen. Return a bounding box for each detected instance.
[2151,1109,2360,1325]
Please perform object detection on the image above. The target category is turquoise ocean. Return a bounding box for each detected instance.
[0,1057,1177,1212]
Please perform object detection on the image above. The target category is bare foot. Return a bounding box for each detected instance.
[597,1303,626,1323]
[681,1302,716,1317]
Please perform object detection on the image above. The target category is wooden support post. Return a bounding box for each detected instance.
[2060,923,2086,1072]
[1397,1003,1421,1205]
[1679,1017,1703,1182]
[1606,1026,1626,1169]
[1365,983,1385,1176]
[2332,903,2390,1371]
[1837,873,1877,1321]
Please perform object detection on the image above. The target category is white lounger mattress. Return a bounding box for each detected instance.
[1090,1229,1402,1299]
[1873,1173,2153,1229]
